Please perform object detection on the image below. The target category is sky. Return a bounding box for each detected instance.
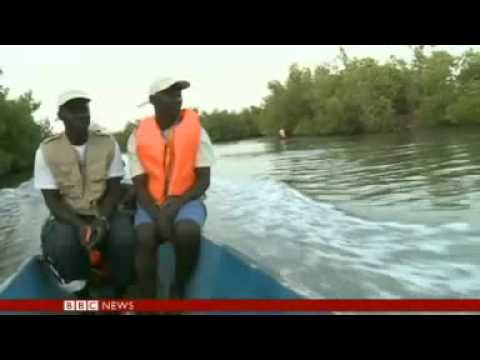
[0,45,478,133]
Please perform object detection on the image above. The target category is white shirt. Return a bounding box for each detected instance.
[127,126,215,180]
[34,138,125,190]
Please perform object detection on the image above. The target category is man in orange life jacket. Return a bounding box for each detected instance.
[128,77,215,299]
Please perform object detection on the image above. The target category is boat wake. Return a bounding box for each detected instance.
[1,177,479,298]
[205,176,479,298]
[0,181,47,283]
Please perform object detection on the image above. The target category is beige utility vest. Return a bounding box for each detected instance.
[41,131,115,216]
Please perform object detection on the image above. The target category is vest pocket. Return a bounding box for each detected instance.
[57,175,82,199]
[58,185,82,201]
[55,164,78,186]
[87,174,107,202]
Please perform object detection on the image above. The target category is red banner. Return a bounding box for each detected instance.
[1,299,480,313]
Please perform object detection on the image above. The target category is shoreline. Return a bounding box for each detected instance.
[210,125,480,144]
[0,171,32,190]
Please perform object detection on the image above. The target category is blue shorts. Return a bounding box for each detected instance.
[134,200,207,227]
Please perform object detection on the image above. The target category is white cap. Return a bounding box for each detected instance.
[138,77,190,107]
[57,89,90,107]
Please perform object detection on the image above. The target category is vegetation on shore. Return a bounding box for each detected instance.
[0,69,52,177]
[5,45,480,178]
[116,45,480,147]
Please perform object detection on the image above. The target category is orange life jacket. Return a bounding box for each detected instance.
[136,109,201,204]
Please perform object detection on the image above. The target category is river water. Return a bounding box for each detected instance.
[1,128,480,298]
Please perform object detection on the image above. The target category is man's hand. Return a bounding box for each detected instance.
[153,197,184,242]
[79,225,93,249]
[90,217,109,249]
[162,196,184,221]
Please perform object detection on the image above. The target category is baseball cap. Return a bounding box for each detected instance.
[57,89,91,107]
[138,77,190,107]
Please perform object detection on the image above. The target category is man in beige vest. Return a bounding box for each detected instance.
[33,90,135,298]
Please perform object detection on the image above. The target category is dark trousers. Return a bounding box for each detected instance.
[41,211,136,288]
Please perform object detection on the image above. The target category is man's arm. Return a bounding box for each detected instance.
[171,127,214,206]
[132,174,160,221]
[167,167,211,207]
[41,178,122,226]
[133,167,210,217]
[127,130,161,219]
[41,190,88,227]
[97,177,123,219]
[160,167,210,222]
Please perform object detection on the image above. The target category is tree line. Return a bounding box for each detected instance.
[0,69,52,177]
[4,45,480,177]
[257,45,480,137]
[115,46,480,148]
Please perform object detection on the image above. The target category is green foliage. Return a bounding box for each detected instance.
[0,72,45,176]
[6,46,480,168]
[201,107,262,142]
[135,47,480,143]
[446,80,480,125]
[38,118,54,140]
[252,46,480,137]
[70,46,480,146]
[258,64,313,136]
[445,50,480,126]
[113,107,263,148]
[113,121,138,152]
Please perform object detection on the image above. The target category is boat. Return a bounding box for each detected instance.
[1,160,314,314]
[0,236,307,315]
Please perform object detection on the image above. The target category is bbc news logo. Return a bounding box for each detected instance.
[63,300,135,312]
[64,300,99,312]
